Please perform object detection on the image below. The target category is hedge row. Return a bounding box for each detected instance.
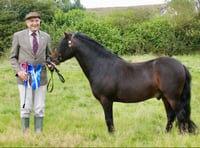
[42,9,200,55]
[1,0,200,56]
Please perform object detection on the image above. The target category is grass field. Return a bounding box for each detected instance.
[0,54,199,147]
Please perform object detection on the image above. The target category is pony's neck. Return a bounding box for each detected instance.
[74,33,122,59]
[73,35,121,80]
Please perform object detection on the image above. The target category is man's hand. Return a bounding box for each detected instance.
[17,70,28,81]
[47,61,56,72]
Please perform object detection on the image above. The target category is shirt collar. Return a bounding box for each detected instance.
[28,30,40,36]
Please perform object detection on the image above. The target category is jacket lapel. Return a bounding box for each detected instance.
[37,32,45,56]
[24,29,33,54]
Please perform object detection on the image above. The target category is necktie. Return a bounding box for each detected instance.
[32,32,38,55]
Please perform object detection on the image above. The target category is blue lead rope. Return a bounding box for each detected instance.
[20,63,42,90]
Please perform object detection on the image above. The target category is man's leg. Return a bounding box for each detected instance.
[34,85,46,133]
[18,85,33,133]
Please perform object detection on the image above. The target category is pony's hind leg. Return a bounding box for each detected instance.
[162,97,176,132]
[177,65,198,134]
[167,97,197,134]
[163,92,189,134]
[177,102,198,134]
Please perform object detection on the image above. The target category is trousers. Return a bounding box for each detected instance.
[18,84,46,118]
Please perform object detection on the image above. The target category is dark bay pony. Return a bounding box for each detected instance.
[51,32,197,134]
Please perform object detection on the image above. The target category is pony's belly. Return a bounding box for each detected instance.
[114,94,153,103]
[115,89,160,103]
[114,96,152,103]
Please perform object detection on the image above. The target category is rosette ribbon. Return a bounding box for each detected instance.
[20,63,42,90]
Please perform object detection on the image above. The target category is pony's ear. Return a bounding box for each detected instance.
[64,32,72,40]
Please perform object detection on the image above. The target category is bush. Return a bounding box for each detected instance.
[104,8,157,35]
[122,18,176,55]
[74,18,123,54]
[173,18,200,53]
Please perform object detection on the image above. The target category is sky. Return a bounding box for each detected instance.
[80,0,166,8]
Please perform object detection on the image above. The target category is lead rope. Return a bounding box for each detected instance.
[46,62,65,92]
[47,70,54,92]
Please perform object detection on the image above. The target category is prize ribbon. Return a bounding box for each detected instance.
[20,63,30,87]
[20,63,42,90]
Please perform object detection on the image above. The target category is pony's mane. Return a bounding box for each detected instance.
[73,32,121,59]
[74,32,105,49]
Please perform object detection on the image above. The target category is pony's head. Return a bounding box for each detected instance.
[51,32,74,64]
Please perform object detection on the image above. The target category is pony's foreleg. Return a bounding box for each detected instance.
[162,97,176,132]
[99,97,114,133]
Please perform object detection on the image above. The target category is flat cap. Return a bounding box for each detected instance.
[25,12,41,20]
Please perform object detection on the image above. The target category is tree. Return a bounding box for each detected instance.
[167,0,196,20]
[56,0,85,12]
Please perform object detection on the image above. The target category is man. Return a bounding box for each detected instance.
[10,12,53,133]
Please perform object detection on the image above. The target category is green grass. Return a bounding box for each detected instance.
[0,55,200,147]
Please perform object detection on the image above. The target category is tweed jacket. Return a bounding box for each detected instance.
[10,29,51,85]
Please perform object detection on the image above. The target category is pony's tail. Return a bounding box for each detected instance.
[180,66,198,133]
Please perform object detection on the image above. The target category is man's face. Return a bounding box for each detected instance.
[26,18,41,32]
